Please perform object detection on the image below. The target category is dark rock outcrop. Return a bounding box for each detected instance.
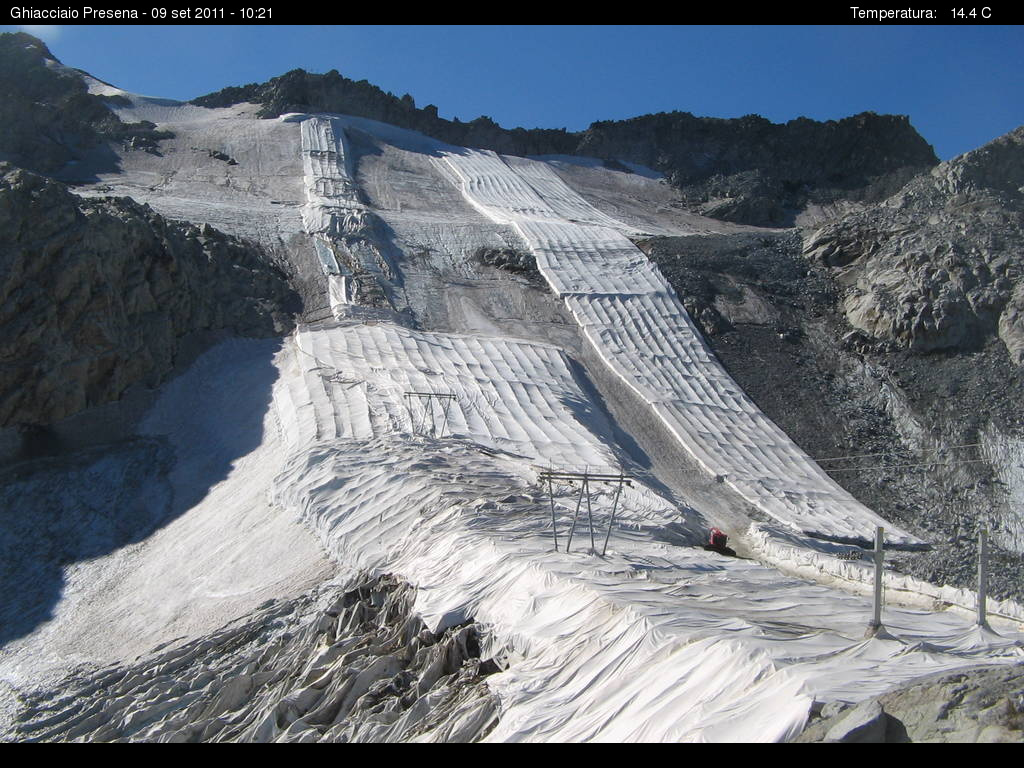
[803,126,1024,364]
[472,246,546,286]
[796,663,1024,742]
[193,69,937,226]
[580,111,937,226]
[0,164,297,429]
[0,32,171,178]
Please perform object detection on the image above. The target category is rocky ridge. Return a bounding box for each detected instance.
[0,33,171,179]
[193,68,937,226]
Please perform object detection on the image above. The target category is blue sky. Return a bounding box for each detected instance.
[5,24,1022,160]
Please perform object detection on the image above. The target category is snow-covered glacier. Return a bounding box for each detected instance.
[3,89,1022,743]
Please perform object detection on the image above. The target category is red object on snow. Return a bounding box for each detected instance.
[709,528,728,549]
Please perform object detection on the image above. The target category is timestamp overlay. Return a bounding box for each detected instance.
[7,6,280,22]
[6,5,1023,24]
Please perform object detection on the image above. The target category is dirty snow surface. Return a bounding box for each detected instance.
[2,96,1022,743]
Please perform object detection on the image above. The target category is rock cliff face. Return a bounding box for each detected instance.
[804,126,1024,364]
[0,32,170,179]
[0,164,296,430]
[194,69,937,226]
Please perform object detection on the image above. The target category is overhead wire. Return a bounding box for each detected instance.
[814,442,983,463]
[814,442,990,474]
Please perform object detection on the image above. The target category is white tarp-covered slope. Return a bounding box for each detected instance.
[437,148,922,548]
[295,115,402,317]
[263,116,1016,742]
[266,320,1022,743]
[15,94,1021,742]
[277,322,622,471]
[298,116,360,314]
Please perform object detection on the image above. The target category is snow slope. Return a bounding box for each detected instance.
[0,339,332,691]
[80,92,306,250]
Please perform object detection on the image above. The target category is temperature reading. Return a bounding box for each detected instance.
[951,7,992,17]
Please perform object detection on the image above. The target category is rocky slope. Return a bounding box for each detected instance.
[803,126,1024,364]
[795,661,1024,743]
[0,33,171,179]
[0,164,296,436]
[194,68,937,226]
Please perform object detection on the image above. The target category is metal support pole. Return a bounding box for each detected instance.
[565,481,587,552]
[978,528,988,627]
[601,476,623,556]
[440,397,453,437]
[404,392,456,438]
[548,476,559,552]
[408,394,422,436]
[585,476,596,553]
[868,526,884,634]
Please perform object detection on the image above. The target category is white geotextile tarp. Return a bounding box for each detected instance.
[299,116,366,237]
[268,323,1022,742]
[438,147,922,547]
[277,323,625,472]
[35,96,1021,743]
[296,116,376,316]
[271,114,1016,742]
